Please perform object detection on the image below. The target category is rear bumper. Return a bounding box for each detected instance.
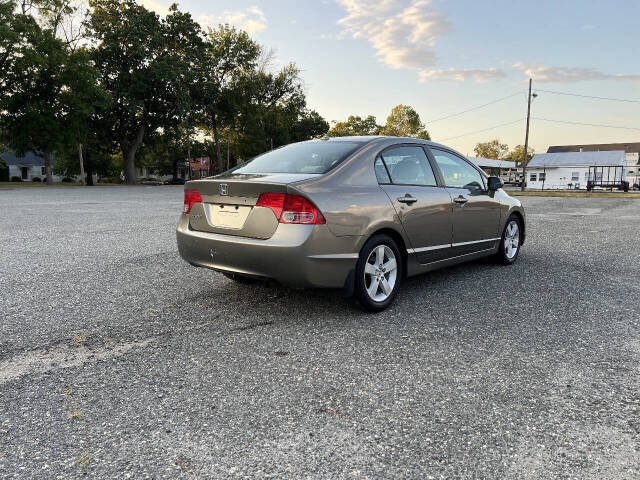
[176,214,360,288]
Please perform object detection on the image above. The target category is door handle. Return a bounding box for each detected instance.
[397,195,417,205]
[453,196,468,205]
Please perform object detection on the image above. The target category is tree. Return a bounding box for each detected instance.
[380,105,430,139]
[0,6,69,184]
[290,110,329,142]
[504,144,534,166]
[327,115,381,137]
[89,0,204,184]
[473,139,509,159]
[197,25,260,173]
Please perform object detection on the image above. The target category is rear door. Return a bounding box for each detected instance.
[376,145,453,264]
[427,148,501,255]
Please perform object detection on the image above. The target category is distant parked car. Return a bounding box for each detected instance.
[177,136,526,312]
[139,177,162,185]
[165,177,186,185]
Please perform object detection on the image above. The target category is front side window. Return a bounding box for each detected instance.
[530,173,537,181]
[571,171,579,182]
[539,172,546,181]
[379,146,437,186]
[430,149,485,191]
[233,140,363,174]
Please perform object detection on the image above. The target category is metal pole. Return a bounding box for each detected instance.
[521,78,532,191]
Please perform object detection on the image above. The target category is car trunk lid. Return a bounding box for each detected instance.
[186,173,319,239]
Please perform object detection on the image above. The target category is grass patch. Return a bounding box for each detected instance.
[72,451,92,467]
[71,332,88,347]
[67,405,82,421]
[511,191,640,198]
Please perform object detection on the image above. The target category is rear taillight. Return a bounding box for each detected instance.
[183,189,202,214]
[256,193,325,224]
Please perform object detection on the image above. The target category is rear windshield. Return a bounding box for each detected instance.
[233,141,363,174]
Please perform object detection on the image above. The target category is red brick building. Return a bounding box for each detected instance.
[184,157,210,179]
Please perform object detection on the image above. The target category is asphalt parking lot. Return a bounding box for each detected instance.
[1,186,639,479]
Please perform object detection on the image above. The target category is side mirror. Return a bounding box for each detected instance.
[487,176,503,191]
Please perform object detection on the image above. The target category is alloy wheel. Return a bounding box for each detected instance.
[364,245,398,302]
[505,220,520,259]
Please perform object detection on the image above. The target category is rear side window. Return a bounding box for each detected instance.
[233,141,363,174]
[379,146,437,186]
[374,158,391,183]
[430,149,485,191]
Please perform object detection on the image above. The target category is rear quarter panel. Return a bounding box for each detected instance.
[292,139,407,243]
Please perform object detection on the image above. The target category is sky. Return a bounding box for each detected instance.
[142,0,640,155]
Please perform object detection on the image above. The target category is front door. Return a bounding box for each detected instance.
[376,145,453,264]
[428,148,501,256]
[21,167,28,180]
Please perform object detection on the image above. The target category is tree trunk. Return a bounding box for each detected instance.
[211,114,223,174]
[44,151,52,185]
[122,125,145,185]
[78,142,85,185]
[85,159,94,186]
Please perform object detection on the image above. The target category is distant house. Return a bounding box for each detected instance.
[0,150,62,182]
[468,157,520,184]
[547,142,640,187]
[185,157,210,179]
[526,151,627,190]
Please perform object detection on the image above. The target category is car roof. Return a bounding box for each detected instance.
[317,135,459,152]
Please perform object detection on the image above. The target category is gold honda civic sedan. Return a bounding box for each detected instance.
[177,136,525,311]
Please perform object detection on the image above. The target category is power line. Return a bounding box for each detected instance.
[439,118,524,141]
[425,92,524,124]
[534,89,640,104]
[532,117,640,131]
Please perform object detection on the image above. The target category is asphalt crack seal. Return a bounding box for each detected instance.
[0,338,153,385]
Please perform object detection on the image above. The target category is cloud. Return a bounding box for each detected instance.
[337,0,501,83]
[420,68,506,83]
[199,6,267,34]
[513,62,640,83]
[139,0,170,16]
[337,0,449,71]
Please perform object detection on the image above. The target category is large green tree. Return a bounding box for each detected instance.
[503,144,534,166]
[89,0,203,184]
[197,25,260,172]
[327,115,381,137]
[473,139,509,159]
[0,5,70,184]
[380,105,430,139]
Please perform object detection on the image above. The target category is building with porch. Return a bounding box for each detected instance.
[526,151,627,190]
[0,150,62,182]
[548,142,640,188]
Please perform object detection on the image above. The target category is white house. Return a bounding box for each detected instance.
[468,157,519,183]
[547,142,640,188]
[526,151,627,190]
[0,150,63,182]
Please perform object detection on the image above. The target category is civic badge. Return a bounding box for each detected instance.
[219,183,228,196]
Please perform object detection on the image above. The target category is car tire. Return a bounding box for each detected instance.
[354,234,403,312]
[493,214,522,265]
[222,272,261,284]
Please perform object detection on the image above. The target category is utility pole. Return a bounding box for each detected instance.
[521,78,532,191]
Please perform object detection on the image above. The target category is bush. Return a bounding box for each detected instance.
[11,176,22,182]
[32,177,42,182]
[61,177,74,183]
